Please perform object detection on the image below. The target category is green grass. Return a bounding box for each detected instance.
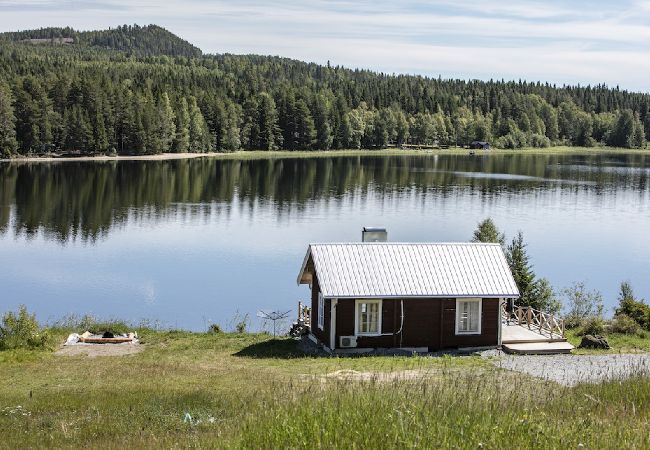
[567,329,650,354]
[1,330,650,448]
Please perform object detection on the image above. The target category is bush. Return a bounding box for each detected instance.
[609,313,642,335]
[208,323,223,334]
[562,282,604,329]
[495,130,528,149]
[235,320,247,334]
[577,316,606,336]
[0,305,51,351]
[616,298,650,330]
[529,133,551,148]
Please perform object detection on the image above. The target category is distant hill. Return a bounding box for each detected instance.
[0,24,202,58]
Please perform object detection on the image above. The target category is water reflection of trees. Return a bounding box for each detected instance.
[1,153,648,242]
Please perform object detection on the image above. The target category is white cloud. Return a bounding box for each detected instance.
[1,0,650,91]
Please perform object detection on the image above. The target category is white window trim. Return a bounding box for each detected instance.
[455,298,482,335]
[317,292,324,330]
[354,299,382,336]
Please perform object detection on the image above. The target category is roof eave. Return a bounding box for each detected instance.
[296,245,313,286]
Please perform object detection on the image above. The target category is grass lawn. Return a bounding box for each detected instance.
[566,329,650,354]
[1,330,650,448]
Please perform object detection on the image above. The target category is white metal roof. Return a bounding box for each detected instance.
[298,243,520,298]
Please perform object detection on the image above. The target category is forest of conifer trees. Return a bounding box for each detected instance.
[0,24,648,158]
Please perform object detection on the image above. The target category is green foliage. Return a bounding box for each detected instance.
[609,314,642,335]
[607,110,646,148]
[507,231,536,307]
[615,281,650,330]
[562,282,604,329]
[0,305,51,351]
[495,128,528,149]
[234,314,249,333]
[0,25,647,156]
[471,218,505,246]
[0,81,18,157]
[530,277,562,314]
[0,24,201,58]
[577,316,606,336]
[207,323,223,334]
[528,133,551,148]
[471,221,561,313]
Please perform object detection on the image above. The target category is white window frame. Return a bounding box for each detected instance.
[317,292,324,330]
[354,299,382,336]
[455,298,482,335]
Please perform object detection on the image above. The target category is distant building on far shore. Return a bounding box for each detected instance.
[469,141,490,150]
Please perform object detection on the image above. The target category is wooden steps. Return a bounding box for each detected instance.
[501,322,574,355]
[502,341,574,355]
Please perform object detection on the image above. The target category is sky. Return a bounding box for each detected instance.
[2,0,650,92]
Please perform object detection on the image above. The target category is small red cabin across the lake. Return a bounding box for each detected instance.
[297,242,520,353]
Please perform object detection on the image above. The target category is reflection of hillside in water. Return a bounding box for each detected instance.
[1,153,648,242]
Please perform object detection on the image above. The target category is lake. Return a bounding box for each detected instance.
[1,152,649,331]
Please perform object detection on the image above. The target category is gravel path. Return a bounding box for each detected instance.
[491,353,650,386]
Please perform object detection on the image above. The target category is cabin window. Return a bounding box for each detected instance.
[317,293,324,330]
[455,298,482,335]
[355,300,382,336]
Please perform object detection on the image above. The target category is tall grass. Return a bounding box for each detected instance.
[233,372,650,449]
[1,331,649,448]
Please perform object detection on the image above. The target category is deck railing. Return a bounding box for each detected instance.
[502,303,565,338]
[297,301,311,325]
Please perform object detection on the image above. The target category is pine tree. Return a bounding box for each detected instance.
[0,82,18,157]
[255,92,281,150]
[188,96,210,152]
[174,97,190,153]
[294,98,316,149]
[471,218,505,246]
[156,92,176,153]
[507,231,536,307]
[223,101,241,151]
[312,95,332,150]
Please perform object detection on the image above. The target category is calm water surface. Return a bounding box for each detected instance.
[1,153,649,330]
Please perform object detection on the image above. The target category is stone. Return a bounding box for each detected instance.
[578,334,610,350]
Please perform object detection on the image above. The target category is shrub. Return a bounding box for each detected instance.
[208,323,223,334]
[495,130,528,149]
[529,133,551,148]
[615,282,650,330]
[609,313,642,335]
[235,319,247,334]
[562,282,604,329]
[577,316,606,336]
[0,305,52,351]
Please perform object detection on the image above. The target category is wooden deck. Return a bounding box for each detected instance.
[502,323,574,354]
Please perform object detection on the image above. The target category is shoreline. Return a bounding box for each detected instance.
[1,146,648,163]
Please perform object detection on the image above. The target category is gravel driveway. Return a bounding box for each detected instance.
[491,353,650,386]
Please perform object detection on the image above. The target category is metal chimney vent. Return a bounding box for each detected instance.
[362,227,387,242]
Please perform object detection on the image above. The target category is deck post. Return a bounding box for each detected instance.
[527,308,532,329]
[550,314,554,336]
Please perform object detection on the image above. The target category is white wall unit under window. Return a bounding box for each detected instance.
[455,298,482,335]
[354,299,382,336]
[317,292,324,330]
